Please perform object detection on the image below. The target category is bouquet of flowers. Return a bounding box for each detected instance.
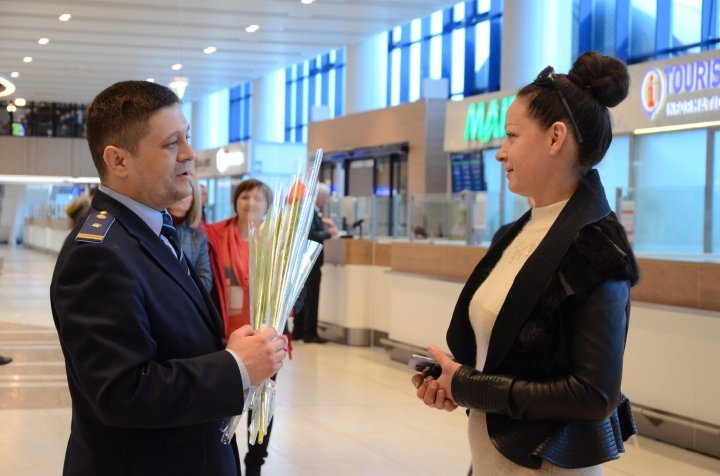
[221,149,324,445]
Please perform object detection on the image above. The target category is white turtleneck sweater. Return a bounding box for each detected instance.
[466,199,601,475]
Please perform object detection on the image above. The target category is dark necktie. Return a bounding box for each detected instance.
[161,211,184,262]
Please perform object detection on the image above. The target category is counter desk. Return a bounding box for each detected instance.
[24,217,72,254]
[318,238,720,455]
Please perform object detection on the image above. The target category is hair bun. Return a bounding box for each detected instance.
[568,51,629,108]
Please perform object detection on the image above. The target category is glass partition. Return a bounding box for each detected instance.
[632,129,706,254]
[713,130,720,254]
[326,182,531,245]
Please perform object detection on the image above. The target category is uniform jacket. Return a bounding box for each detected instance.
[447,170,639,469]
[50,190,245,476]
[308,208,331,266]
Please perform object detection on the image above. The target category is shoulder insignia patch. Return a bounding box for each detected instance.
[76,208,115,243]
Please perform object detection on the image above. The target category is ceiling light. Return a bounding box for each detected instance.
[7,104,17,112]
[59,13,71,21]
[23,57,33,63]
[633,121,720,135]
[0,75,16,98]
[146,78,155,83]
[301,0,315,4]
[245,24,260,33]
[38,38,50,45]
[203,46,217,54]
[169,77,189,99]
[171,63,183,71]
[15,98,27,107]
[10,72,19,78]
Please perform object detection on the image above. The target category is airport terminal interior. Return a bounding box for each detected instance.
[1,246,720,475]
[2,0,720,474]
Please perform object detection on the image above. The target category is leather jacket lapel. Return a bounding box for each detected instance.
[483,170,611,372]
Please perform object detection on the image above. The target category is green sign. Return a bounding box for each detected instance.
[463,95,516,143]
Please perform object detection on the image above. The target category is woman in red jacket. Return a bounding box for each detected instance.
[205,178,275,476]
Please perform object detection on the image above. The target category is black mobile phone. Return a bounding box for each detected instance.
[408,354,442,379]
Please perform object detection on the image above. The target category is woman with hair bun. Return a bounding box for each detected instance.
[412,51,640,474]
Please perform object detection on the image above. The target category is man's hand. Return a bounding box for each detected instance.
[226,326,288,386]
[322,217,338,237]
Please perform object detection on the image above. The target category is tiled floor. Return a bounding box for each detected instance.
[1,245,719,475]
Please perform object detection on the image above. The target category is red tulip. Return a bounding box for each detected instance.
[287,180,306,203]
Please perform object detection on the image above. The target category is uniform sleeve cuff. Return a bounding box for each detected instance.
[225,348,251,389]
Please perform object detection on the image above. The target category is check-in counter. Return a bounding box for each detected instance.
[318,239,720,456]
[24,217,72,254]
[319,239,392,346]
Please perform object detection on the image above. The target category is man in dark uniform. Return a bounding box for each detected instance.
[50,81,287,476]
[293,183,337,343]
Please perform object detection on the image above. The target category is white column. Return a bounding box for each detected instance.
[190,89,229,150]
[501,0,574,91]
[345,32,388,114]
[252,68,286,143]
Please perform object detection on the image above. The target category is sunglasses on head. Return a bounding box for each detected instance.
[534,66,584,144]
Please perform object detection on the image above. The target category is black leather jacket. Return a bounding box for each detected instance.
[447,170,639,469]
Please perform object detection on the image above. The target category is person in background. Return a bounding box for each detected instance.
[205,179,278,476]
[414,226,429,240]
[50,80,286,476]
[199,183,209,228]
[292,182,337,344]
[205,179,271,338]
[66,186,97,227]
[412,51,639,474]
[167,172,213,292]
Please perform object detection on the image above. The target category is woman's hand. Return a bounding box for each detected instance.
[410,345,461,411]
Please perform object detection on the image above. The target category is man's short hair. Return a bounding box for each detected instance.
[86,81,181,179]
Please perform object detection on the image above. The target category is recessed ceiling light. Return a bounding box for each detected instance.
[59,13,71,21]
[171,63,183,71]
[146,78,155,83]
[23,57,33,63]
[301,0,315,4]
[38,38,50,45]
[245,24,260,33]
[10,72,19,78]
[203,46,217,54]
[7,104,17,113]
[15,98,27,107]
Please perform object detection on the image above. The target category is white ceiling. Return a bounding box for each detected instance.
[0,0,456,104]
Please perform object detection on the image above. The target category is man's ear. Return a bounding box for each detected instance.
[102,145,130,179]
[548,121,568,156]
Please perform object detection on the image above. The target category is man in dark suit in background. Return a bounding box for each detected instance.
[50,81,287,476]
[293,183,337,344]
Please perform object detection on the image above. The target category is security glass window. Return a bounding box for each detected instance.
[595,135,630,212]
[632,129,707,254]
[713,130,720,253]
[285,48,346,143]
